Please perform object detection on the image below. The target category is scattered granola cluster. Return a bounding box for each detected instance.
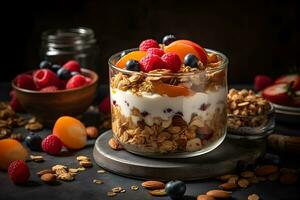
[227,89,272,129]
[0,102,43,140]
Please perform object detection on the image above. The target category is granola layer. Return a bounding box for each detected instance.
[111,103,226,154]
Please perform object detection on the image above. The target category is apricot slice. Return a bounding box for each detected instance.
[115,51,147,68]
[53,116,87,150]
[178,40,208,64]
[164,41,200,63]
[152,81,192,97]
[0,139,28,170]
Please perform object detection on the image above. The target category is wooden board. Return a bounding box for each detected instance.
[93,130,265,181]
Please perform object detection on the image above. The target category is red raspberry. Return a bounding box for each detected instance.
[98,96,111,113]
[161,52,182,73]
[254,75,273,91]
[139,39,160,51]
[40,86,58,92]
[66,74,89,89]
[9,90,24,112]
[147,48,165,57]
[33,69,60,89]
[15,74,36,90]
[8,160,30,184]
[63,60,81,73]
[42,135,63,155]
[139,54,165,72]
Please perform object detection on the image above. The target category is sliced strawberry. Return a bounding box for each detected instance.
[262,83,290,105]
[274,74,300,91]
[254,75,273,91]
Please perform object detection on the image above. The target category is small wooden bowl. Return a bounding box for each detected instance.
[12,68,98,126]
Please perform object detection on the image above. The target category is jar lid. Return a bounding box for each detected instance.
[42,27,96,48]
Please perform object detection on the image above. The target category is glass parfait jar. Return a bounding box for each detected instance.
[41,27,100,71]
[109,49,228,158]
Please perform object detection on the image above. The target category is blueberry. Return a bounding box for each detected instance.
[184,54,199,68]
[39,60,52,69]
[71,71,80,76]
[25,134,42,151]
[120,51,128,58]
[51,64,62,73]
[165,180,186,200]
[57,67,72,80]
[162,34,176,45]
[126,60,140,71]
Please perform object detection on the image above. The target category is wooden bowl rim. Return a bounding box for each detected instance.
[12,68,98,94]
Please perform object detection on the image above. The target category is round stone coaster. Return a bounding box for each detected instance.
[93,130,265,181]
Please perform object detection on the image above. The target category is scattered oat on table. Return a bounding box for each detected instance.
[131,185,139,191]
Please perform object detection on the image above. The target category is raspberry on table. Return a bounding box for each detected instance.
[139,39,160,51]
[8,160,30,184]
[99,96,111,113]
[146,48,165,57]
[41,135,63,155]
[9,90,24,112]
[33,69,60,89]
[15,74,36,90]
[139,54,166,72]
[161,52,182,73]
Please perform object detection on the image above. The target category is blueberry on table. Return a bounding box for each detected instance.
[184,54,199,68]
[57,67,72,80]
[165,180,186,200]
[25,134,42,151]
[51,64,62,73]
[39,60,52,69]
[126,60,140,72]
[163,34,176,45]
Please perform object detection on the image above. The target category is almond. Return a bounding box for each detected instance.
[248,194,260,200]
[141,180,165,190]
[108,138,123,150]
[240,171,254,178]
[219,182,237,190]
[206,190,231,198]
[79,160,93,168]
[238,178,250,188]
[280,173,298,185]
[41,173,56,183]
[86,126,99,139]
[197,194,216,200]
[149,189,167,196]
[37,169,54,176]
[255,165,278,176]
[218,174,238,182]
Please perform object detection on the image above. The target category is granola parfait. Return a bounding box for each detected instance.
[109,36,228,157]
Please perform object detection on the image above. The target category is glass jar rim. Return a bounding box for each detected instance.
[108,48,228,77]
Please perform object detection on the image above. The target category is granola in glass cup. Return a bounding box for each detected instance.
[109,38,228,158]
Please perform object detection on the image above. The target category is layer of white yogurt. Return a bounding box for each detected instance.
[111,87,226,125]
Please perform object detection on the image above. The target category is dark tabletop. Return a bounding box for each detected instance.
[0,83,299,200]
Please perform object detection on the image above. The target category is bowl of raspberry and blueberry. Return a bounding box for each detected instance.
[109,35,228,158]
[12,60,98,125]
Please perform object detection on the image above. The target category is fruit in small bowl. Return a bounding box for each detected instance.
[12,60,98,125]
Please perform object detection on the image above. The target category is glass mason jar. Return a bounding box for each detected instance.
[109,49,228,158]
[41,27,100,71]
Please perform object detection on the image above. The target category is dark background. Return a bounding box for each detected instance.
[0,0,299,84]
